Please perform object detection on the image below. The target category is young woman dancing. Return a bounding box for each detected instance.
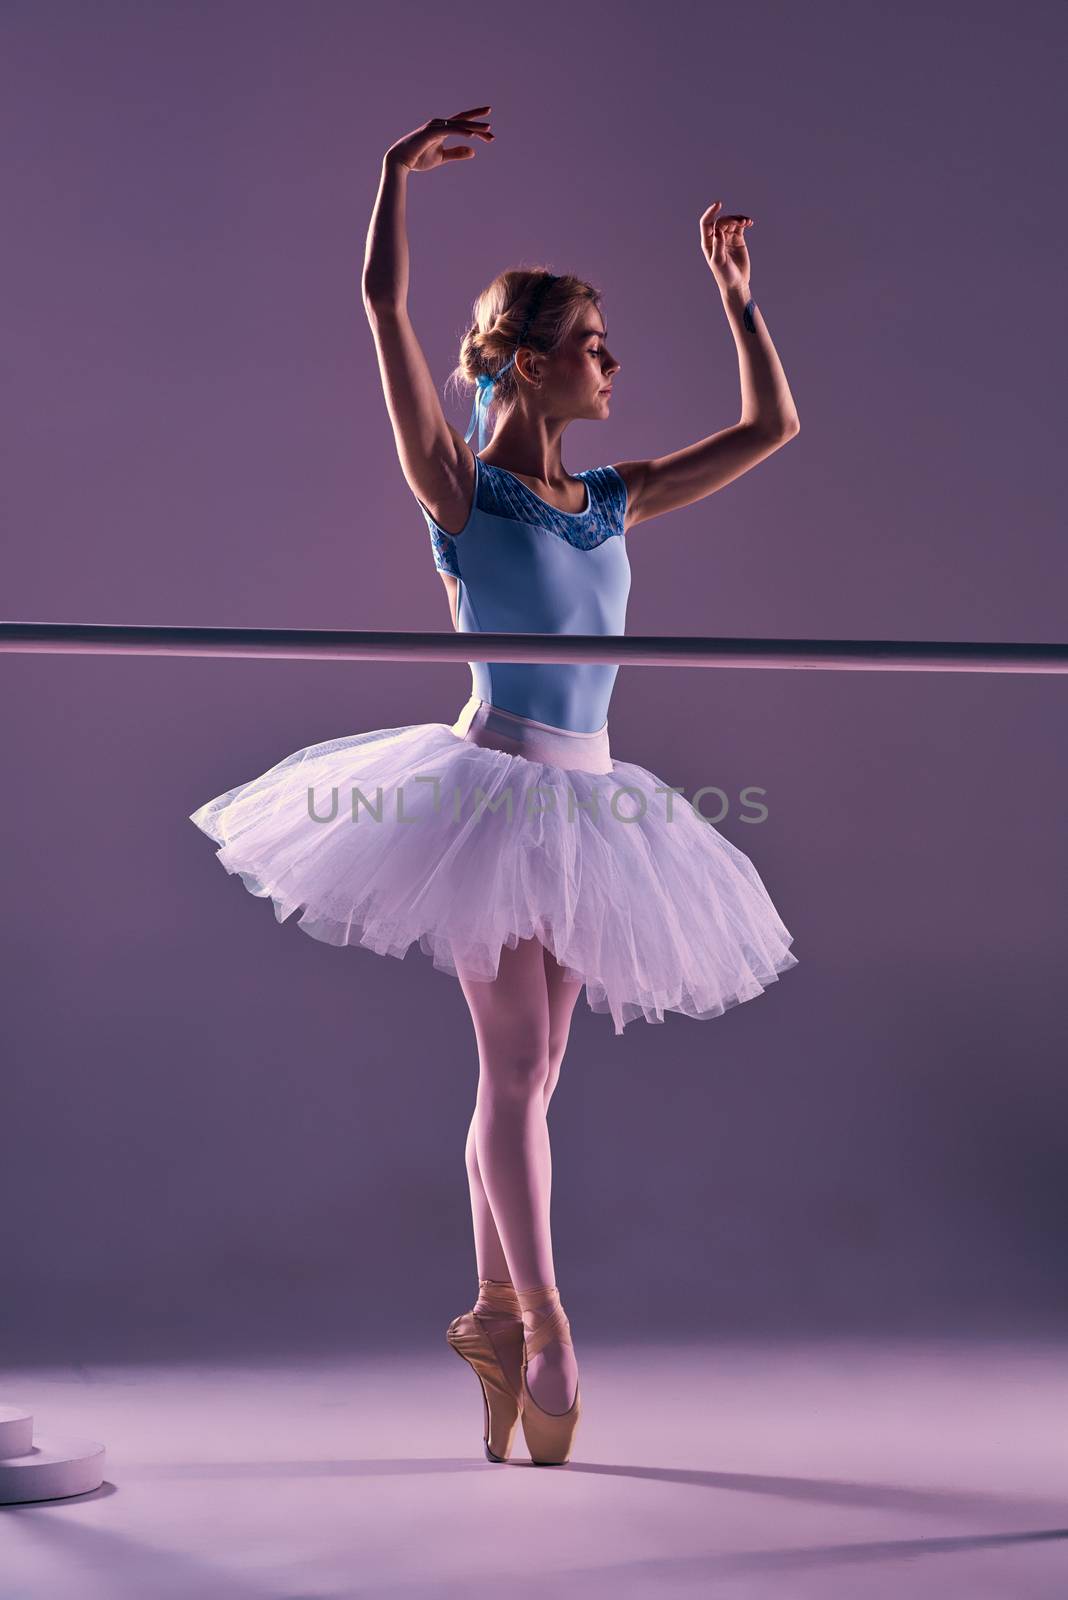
[189,106,800,1466]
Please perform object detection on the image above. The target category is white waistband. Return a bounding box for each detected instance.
[454,695,608,740]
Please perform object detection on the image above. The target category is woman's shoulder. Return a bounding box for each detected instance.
[579,464,629,537]
[582,463,628,512]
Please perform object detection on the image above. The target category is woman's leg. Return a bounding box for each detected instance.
[459,938,585,1412]
[541,941,586,1107]
[463,944,584,1276]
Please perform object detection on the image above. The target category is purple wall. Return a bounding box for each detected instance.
[3,0,1065,1363]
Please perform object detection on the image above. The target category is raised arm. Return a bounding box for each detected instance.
[614,201,800,533]
[361,110,494,529]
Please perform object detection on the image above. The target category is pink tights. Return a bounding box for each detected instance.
[459,935,584,1414]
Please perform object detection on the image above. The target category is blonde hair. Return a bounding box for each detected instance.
[444,265,603,425]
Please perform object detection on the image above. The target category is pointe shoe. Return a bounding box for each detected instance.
[446,1278,525,1462]
[516,1284,582,1466]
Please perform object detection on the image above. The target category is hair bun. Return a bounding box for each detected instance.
[443,266,603,434]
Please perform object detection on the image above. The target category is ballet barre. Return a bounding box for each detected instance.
[1,621,1065,674]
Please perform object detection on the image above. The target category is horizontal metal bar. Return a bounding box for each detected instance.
[1,620,1065,674]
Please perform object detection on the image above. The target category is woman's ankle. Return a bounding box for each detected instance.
[515,1283,561,1318]
[473,1276,522,1319]
[516,1284,574,1349]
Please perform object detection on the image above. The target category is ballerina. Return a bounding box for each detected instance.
[190,104,800,1465]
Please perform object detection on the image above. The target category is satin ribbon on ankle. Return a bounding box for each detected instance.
[474,1278,522,1315]
[515,1283,574,1358]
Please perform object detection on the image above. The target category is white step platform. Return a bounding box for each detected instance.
[0,1403,106,1503]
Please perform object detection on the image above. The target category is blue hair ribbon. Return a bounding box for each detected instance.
[463,274,558,453]
[463,361,516,453]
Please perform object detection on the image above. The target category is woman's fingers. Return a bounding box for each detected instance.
[698,201,755,283]
[441,108,493,132]
[389,108,494,173]
[433,116,494,142]
[703,218,753,252]
[700,204,754,228]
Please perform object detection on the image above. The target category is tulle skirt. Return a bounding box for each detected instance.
[188,694,799,1035]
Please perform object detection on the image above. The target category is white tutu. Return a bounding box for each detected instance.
[188,711,798,1035]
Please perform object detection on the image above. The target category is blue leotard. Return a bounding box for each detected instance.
[416,452,630,734]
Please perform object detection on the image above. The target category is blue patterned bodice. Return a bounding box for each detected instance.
[416,452,631,733]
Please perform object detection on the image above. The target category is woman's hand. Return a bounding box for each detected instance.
[385,106,495,174]
[700,201,754,298]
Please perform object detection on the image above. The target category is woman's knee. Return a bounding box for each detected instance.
[480,1041,552,1099]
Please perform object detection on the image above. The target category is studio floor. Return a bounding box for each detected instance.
[3,1338,1066,1598]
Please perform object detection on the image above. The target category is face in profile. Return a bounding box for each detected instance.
[531,314,620,422]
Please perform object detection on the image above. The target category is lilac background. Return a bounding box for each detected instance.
[3,0,1065,1365]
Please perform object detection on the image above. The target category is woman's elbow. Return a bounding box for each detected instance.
[362,282,403,318]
